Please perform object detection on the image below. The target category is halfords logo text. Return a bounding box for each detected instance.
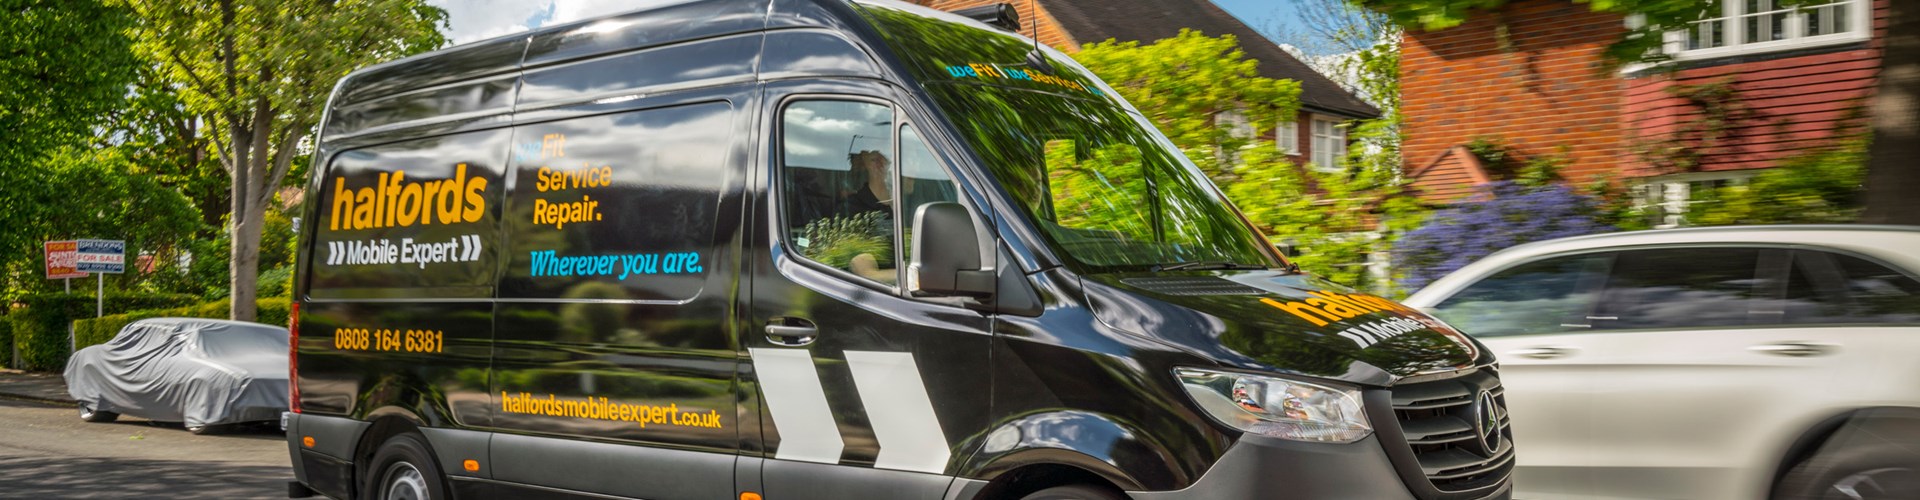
[329,165,489,231]
[1262,292,1433,349]
[1261,291,1413,327]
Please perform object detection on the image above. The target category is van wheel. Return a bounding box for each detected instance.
[1021,484,1126,500]
[363,433,447,500]
[78,403,117,423]
[1775,442,1920,500]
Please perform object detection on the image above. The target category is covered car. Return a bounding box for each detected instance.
[65,317,289,433]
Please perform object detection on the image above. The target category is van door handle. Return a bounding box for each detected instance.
[1751,341,1835,357]
[764,318,818,346]
[1509,345,1575,360]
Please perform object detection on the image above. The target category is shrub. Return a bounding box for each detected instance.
[71,298,291,352]
[1394,182,1614,291]
[6,292,197,371]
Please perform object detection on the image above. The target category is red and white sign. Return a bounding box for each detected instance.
[44,240,86,279]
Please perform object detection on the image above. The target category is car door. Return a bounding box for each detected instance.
[747,87,994,500]
[1424,251,1614,498]
[1436,246,1912,500]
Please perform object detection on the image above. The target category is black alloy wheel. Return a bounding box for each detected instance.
[362,433,448,500]
[1776,442,1920,500]
[1020,484,1127,500]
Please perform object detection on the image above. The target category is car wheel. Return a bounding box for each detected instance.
[362,433,448,500]
[1021,484,1126,500]
[78,403,118,423]
[1775,442,1920,500]
[187,423,227,435]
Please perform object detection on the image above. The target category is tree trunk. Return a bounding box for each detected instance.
[1861,0,1919,224]
[229,195,263,322]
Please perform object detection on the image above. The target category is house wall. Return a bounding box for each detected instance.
[1402,0,1889,202]
[905,0,1080,50]
[1621,0,1889,173]
[1400,0,1629,192]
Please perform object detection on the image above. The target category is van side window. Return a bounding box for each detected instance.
[1431,253,1610,337]
[307,130,510,299]
[498,102,735,301]
[781,100,900,285]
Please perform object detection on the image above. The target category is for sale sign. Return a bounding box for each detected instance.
[44,240,85,279]
[75,239,125,274]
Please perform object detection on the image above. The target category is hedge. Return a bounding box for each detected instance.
[5,293,199,371]
[71,298,291,353]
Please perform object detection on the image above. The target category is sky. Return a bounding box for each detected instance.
[429,0,1310,49]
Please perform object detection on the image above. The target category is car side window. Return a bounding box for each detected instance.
[1431,253,1610,337]
[1592,248,1770,330]
[1817,252,1920,324]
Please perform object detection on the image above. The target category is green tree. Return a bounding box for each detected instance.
[0,0,140,278]
[1689,138,1867,225]
[116,0,448,320]
[1075,31,1421,294]
[1,147,203,295]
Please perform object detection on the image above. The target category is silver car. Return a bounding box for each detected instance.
[65,318,289,434]
[1403,225,1920,500]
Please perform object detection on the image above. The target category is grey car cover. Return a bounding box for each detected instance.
[65,318,289,427]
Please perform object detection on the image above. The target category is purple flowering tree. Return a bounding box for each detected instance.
[1394,182,1614,291]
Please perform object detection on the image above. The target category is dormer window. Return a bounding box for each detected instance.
[1665,0,1869,61]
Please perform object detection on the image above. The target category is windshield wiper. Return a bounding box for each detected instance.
[1150,261,1269,272]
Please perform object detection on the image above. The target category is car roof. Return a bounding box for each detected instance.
[1402,224,1920,308]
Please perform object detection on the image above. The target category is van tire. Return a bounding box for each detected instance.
[362,433,448,500]
[1773,441,1920,500]
[78,403,118,423]
[1020,484,1126,500]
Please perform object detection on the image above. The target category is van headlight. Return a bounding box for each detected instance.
[1176,368,1371,443]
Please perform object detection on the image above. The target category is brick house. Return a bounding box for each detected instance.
[909,0,1383,169]
[1401,0,1888,226]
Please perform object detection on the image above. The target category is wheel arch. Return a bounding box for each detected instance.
[352,407,435,492]
[1766,406,1920,498]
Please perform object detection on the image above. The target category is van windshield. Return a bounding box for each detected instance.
[858,3,1279,273]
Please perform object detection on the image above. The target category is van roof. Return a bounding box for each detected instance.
[316,0,1010,145]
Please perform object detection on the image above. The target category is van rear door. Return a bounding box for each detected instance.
[747,81,994,499]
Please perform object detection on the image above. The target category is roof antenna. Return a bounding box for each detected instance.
[1024,0,1054,74]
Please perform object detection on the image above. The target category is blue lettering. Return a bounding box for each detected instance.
[525,250,702,279]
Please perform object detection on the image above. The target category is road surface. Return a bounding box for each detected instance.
[0,396,293,498]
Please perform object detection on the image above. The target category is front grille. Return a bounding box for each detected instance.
[1378,367,1514,497]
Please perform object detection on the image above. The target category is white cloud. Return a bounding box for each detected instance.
[432,0,689,46]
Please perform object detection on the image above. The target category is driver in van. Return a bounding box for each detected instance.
[844,150,906,283]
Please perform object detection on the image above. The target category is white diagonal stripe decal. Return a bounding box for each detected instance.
[846,351,950,474]
[749,348,844,465]
[327,241,341,265]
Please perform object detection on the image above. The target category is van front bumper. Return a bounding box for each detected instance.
[1126,434,1511,500]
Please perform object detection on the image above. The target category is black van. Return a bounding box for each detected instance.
[286,1,1511,499]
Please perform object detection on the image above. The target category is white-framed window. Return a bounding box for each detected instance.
[1631,171,1757,228]
[1276,119,1299,154]
[1310,116,1346,171]
[1216,110,1254,140]
[1664,0,1869,61]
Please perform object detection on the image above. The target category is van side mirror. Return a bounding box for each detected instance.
[910,202,994,298]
